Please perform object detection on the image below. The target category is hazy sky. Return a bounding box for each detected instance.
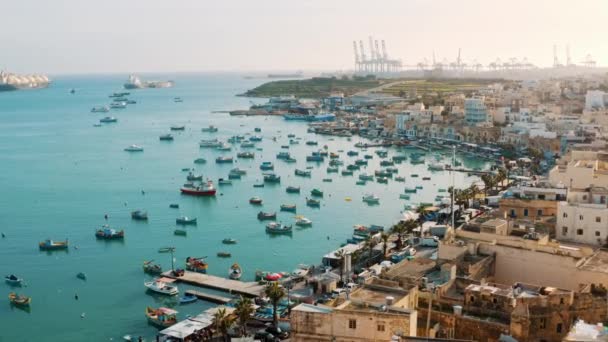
[2,0,608,74]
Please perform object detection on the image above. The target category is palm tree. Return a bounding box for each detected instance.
[213,307,235,342]
[480,173,495,197]
[495,169,507,189]
[334,249,346,284]
[364,237,377,266]
[265,282,286,328]
[234,296,254,337]
[380,232,389,259]
[391,222,406,250]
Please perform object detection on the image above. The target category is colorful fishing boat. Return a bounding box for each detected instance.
[260,161,274,171]
[146,307,178,328]
[8,293,31,307]
[286,186,301,194]
[179,293,197,304]
[215,156,234,164]
[263,173,281,183]
[185,257,208,274]
[250,197,263,205]
[180,181,216,196]
[306,198,321,207]
[265,222,293,234]
[39,239,68,251]
[294,169,311,177]
[95,227,125,240]
[176,216,197,225]
[295,216,312,227]
[311,188,323,197]
[237,152,255,158]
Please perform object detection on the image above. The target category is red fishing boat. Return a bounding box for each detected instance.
[180,181,216,196]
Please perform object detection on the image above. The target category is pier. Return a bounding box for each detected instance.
[163,271,265,297]
[185,290,232,304]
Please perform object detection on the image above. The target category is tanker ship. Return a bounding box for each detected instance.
[123,75,174,89]
[0,71,50,91]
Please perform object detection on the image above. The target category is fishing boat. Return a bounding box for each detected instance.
[228,172,241,180]
[39,239,68,251]
[253,183,264,188]
[280,204,296,212]
[428,163,445,171]
[411,174,419,178]
[240,141,255,148]
[395,176,406,182]
[399,194,411,200]
[250,197,263,205]
[257,211,277,220]
[376,177,388,184]
[8,293,31,307]
[229,263,242,280]
[347,150,359,156]
[218,178,232,185]
[180,181,216,196]
[217,252,231,258]
[356,180,366,186]
[174,229,187,236]
[249,135,263,142]
[355,159,368,166]
[193,158,206,164]
[364,154,373,159]
[216,142,232,151]
[95,227,124,240]
[143,261,162,275]
[170,125,185,131]
[347,164,360,171]
[158,247,175,253]
[144,280,179,296]
[375,170,392,178]
[199,139,221,148]
[99,116,118,123]
[124,144,144,152]
[237,152,255,159]
[295,216,312,227]
[306,154,324,162]
[260,162,274,171]
[276,151,291,160]
[76,272,87,280]
[294,169,311,177]
[380,160,394,166]
[201,125,218,133]
[187,172,203,181]
[330,159,344,166]
[131,210,148,220]
[285,156,297,163]
[323,178,332,183]
[359,173,374,181]
[263,173,281,183]
[185,257,208,274]
[404,187,417,193]
[176,217,197,225]
[230,168,247,175]
[265,222,293,234]
[255,127,262,132]
[91,105,110,113]
[306,198,321,207]
[327,166,339,173]
[311,188,323,197]
[222,238,237,244]
[215,156,234,164]
[159,134,174,141]
[179,293,197,304]
[329,152,339,159]
[286,186,300,194]
[362,194,380,204]
[5,275,23,286]
[341,170,353,176]
[169,204,179,209]
[305,141,318,146]
[146,307,178,328]
[422,176,431,181]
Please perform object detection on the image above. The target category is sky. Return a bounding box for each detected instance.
[2,0,608,74]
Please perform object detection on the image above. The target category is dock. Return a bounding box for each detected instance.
[185,290,232,304]
[163,270,265,297]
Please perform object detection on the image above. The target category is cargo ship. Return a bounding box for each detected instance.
[123,75,174,89]
[0,71,50,91]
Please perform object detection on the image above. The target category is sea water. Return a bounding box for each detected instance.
[0,73,488,341]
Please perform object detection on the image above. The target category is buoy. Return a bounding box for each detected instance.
[75,293,79,300]
[81,312,86,318]
[345,197,352,201]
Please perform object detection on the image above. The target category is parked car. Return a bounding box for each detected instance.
[266,326,290,340]
[331,288,347,298]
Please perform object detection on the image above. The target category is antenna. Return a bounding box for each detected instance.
[553,45,559,68]
[353,41,360,64]
[359,40,366,62]
[566,44,572,66]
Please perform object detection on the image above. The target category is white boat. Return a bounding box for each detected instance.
[99,116,117,123]
[295,216,312,227]
[363,194,380,204]
[229,263,242,280]
[216,142,232,151]
[91,106,109,113]
[111,101,127,109]
[230,168,247,175]
[124,144,144,152]
[201,125,218,133]
[428,163,445,171]
[199,139,221,148]
[144,279,179,296]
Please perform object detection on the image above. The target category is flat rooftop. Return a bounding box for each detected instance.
[349,286,408,305]
[579,249,608,274]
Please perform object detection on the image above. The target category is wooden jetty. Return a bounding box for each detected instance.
[185,290,232,304]
[163,270,264,297]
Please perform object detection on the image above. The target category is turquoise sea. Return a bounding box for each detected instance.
[0,73,488,341]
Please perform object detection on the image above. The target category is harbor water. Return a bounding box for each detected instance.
[0,73,488,341]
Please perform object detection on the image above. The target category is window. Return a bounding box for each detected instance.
[562,227,568,235]
[577,229,584,235]
[563,213,568,218]
[580,215,584,221]
[537,209,543,216]
[510,209,516,217]
[596,231,601,237]
[601,196,606,204]
[583,195,588,201]
[538,194,546,200]
[377,324,385,332]
[557,323,563,333]
[560,298,565,304]
[524,209,529,217]
[349,319,357,329]
[597,217,602,223]
[492,298,498,304]
[540,318,546,329]
[470,296,475,302]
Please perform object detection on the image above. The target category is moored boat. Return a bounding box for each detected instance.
[5,275,23,286]
[217,252,231,258]
[286,186,301,194]
[159,134,174,141]
[294,169,311,177]
[222,238,237,244]
[249,197,263,205]
[295,216,312,227]
[176,216,197,225]
[185,257,208,274]
[170,125,185,131]
[263,173,281,183]
[124,144,144,152]
[99,116,118,123]
[201,125,218,133]
[131,210,148,220]
[215,156,234,164]
[237,152,255,159]
[146,307,178,328]
[280,204,296,212]
[8,293,31,307]
[174,229,187,236]
[260,161,274,170]
[310,188,323,197]
[179,293,197,304]
[218,178,232,185]
[96,227,125,239]
[362,194,380,204]
[143,261,162,275]
[265,222,293,234]
[306,198,321,207]
[144,279,179,296]
[229,263,242,280]
[180,181,216,196]
[257,211,277,220]
[76,272,87,280]
[193,158,206,164]
[39,239,68,251]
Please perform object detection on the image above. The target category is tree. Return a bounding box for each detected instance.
[234,296,254,337]
[265,282,286,328]
[495,169,507,189]
[480,173,495,197]
[390,223,406,250]
[380,232,390,259]
[213,307,235,342]
[334,249,346,284]
[364,237,377,266]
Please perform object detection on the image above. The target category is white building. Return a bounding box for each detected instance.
[584,90,607,110]
[557,186,608,246]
